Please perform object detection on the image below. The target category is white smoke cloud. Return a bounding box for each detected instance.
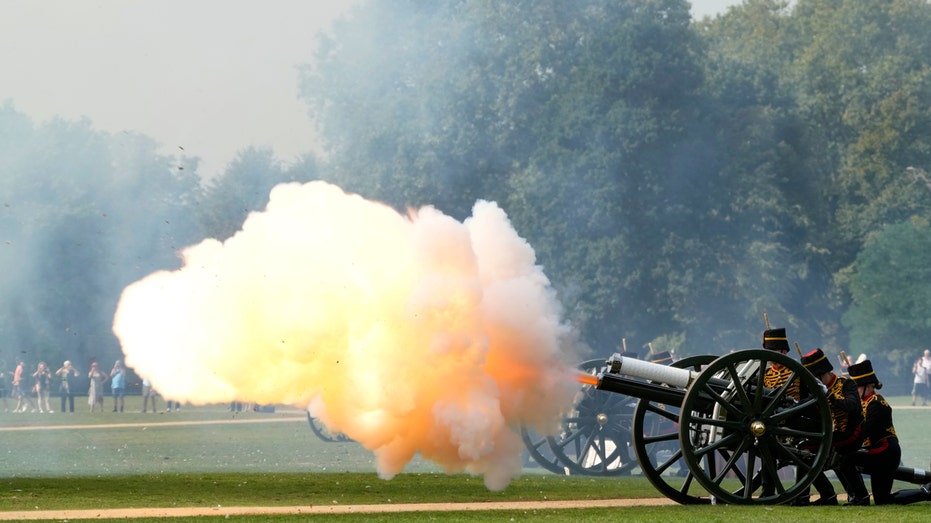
[113,180,580,490]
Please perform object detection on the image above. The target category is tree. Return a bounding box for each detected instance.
[687,0,832,349]
[790,0,931,255]
[197,147,324,240]
[0,105,203,369]
[840,217,931,379]
[301,0,716,351]
[297,0,931,358]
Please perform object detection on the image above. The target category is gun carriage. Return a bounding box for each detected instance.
[594,348,835,505]
[546,348,931,505]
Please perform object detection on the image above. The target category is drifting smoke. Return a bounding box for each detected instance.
[113,180,581,490]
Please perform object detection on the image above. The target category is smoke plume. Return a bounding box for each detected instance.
[113,180,580,490]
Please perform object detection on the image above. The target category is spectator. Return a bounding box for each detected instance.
[12,360,36,413]
[32,361,53,413]
[141,378,159,413]
[55,360,80,413]
[87,362,108,413]
[110,360,126,413]
[912,353,929,406]
[0,361,9,412]
[922,349,931,390]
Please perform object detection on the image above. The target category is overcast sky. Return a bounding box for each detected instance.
[0,0,740,181]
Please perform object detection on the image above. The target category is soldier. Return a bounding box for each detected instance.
[760,328,801,498]
[762,328,801,399]
[758,329,837,505]
[846,359,931,505]
[801,348,863,505]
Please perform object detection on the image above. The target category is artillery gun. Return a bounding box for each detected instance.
[572,348,931,505]
[591,349,833,504]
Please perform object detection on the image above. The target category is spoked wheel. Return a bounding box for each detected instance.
[678,349,832,505]
[520,358,638,476]
[549,359,638,476]
[632,355,716,504]
[307,411,352,442]
[519,426,567,474]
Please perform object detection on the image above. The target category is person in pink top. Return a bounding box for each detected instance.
[12,360,36,413]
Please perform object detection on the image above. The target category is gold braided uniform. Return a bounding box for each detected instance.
[860,394,897,449]
[763,364,800,400]
[825,375,863,449]
[760,362,802,497]
[846,391,900,504]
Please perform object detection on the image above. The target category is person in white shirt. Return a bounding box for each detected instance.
[912,351,930,406]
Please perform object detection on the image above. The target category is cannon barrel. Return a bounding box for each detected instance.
[597,373,690,407]
[895,466,931,484]
[604,354,695,387]
[588,353,741,407]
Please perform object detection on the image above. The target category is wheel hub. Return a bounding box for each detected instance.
[596,413,608,427]
[750,420,766,437]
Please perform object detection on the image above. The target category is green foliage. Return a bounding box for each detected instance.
[302,0,722,349]
[198,147,292,241]
[791,0,931,250]
[841,218,931,370]
[0,106,204,368]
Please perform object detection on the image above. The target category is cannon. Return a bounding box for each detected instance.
[605,349,830,505]
[519,357,642,476]
[578,348,931,505]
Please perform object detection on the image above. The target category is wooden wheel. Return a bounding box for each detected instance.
[307,411,352,442]
[632,355,715,504]
[519,425,567,474]
[520,358,638,476]
[678,349,832,505]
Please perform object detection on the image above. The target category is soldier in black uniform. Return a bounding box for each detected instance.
[845,359,897,504]
[846,359,931,505]
[801,348,863,505]
[760,328,804,499]
[762,328,800,397]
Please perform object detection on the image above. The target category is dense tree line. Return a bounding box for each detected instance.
[300,0,931,381]
[0,105,320,378]
[2,0,930,386]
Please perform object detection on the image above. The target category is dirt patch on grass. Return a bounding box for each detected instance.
[0,498,675,520]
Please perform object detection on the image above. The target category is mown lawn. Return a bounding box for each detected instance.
[2,396,931,521]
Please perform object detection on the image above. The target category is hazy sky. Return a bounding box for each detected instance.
[0,0,740,180]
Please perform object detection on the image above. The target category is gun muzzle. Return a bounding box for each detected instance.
[575,372,600,386]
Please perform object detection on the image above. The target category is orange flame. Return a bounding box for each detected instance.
[576,372,599,386]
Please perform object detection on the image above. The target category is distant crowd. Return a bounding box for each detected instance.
[0,358,173,414]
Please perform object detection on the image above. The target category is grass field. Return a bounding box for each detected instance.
[2,394,931,521]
